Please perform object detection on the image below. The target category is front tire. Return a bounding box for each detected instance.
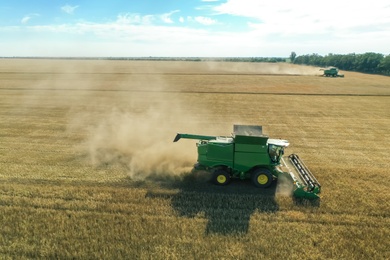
[251,168,273,188]
[212,169,230,186]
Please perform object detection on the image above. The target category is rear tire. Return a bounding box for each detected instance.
[251,169,273,188]
[212,169,230,186]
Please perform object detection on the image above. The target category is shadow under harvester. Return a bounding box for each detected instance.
[146,172,279,235]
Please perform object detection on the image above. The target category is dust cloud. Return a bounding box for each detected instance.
[71,61,318,182]
[8,59,320,182]
[41,61,206,182]
[5,59,322,185]
[205,62,321,75]
[78,101,202,181]
[276,173,294,197]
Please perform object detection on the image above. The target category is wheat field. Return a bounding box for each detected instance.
[1,59,389,259]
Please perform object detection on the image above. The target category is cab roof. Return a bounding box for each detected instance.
[268,138,290,147]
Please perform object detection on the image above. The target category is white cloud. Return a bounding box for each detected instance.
[116,11,179,25]
[61,4,79,15]
[194,16,217,26]
[213,0,390,36]
[186,16,217,26]
[21,16,31,24]
[21,13,39,24]
[160,10,180,24]
[117,13,154,25]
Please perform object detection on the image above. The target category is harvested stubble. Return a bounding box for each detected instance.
[0,59,389,259]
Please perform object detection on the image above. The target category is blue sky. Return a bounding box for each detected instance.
[1,0,389,57]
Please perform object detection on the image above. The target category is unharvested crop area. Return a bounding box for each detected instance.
[1,59,389,259]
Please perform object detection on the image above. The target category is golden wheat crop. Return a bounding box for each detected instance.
[0,59,389,259]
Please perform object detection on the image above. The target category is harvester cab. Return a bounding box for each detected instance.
[173,125,321,199]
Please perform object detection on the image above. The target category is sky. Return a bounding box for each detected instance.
[1,0,389,57]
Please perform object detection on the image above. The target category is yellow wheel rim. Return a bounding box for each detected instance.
[217,175,227,184]
[257,174,268,185]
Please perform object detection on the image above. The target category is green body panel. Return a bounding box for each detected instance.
[204,143,234,168]
[232,126,270,172]
[234,142,269,172]
[234,135,268,145]
[234,151,270,172]
[235,143,267,153]
[197,143,207,155]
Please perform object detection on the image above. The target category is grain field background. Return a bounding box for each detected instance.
[0,59,389,259]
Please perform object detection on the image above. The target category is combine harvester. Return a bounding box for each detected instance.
[174,125,321,199]
[320,67,344,77]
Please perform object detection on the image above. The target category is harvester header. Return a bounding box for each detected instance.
[174,125,321,199]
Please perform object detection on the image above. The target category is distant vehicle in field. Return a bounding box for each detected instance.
[320,67,344,77]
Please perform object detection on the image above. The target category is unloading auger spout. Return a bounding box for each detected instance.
[173,133,216,142]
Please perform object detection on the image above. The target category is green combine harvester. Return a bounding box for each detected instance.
[174,125,321,199]
[320,67,344,77]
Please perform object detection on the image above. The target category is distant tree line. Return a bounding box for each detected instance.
[228,57,286,63]
[292,52,390,75]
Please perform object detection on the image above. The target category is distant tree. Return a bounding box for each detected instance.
[289,52,297,63]
[340,53,356,71]
[378,54,390,75]
[354,52,383,73]
[293,54,310,64]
